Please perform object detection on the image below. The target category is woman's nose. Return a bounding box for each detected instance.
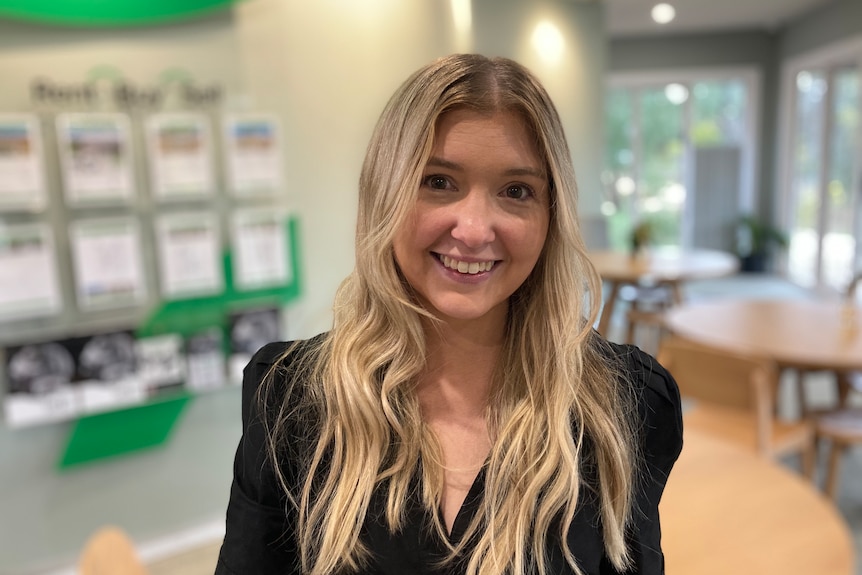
[450,191,496,248]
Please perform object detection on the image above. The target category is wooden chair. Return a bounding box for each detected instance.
[789,272,861,417]
[622,279,674,356]
[812,272,862,499]
[658,336,815,477]
[816,408,862,500]
[78,525,150,575]
[840,271,862,405]
[625,304,669,357]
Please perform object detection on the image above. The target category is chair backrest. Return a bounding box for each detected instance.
[848,272,861,303]
[658,337,778,456]
[658,336,776,413]
[78,525,149,575]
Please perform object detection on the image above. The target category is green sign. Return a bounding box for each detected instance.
[0,0,239,27]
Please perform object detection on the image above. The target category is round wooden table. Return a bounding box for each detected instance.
[663,299,862,372]
[661,428,855,575]
[589,248,739,336]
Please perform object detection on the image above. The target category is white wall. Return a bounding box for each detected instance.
[0,1,607,571]
[471,0,607,217]
[233,0,456,339]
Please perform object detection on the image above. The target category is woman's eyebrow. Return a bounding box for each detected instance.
[425,157,545,180]
[425,157,462,171]
[503,167,546,179]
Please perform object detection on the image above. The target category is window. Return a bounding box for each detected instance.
[780,39,862,291]
[603,71,757,252]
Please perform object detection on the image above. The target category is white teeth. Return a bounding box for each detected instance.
[439,255,494,274]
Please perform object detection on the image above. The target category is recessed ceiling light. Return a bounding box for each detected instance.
[651,3,676,24]
[664,83,689,104]
[531,21,565,65]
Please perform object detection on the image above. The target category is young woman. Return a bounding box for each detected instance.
[216,54,682,575]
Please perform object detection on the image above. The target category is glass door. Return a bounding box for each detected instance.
[786,65,861,291]
[604,84,688,249]
[604,75,752,252]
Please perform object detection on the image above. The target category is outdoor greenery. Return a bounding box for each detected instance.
[603,79,747,251]
[604,68,858,287]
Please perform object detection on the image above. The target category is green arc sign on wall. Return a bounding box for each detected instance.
[0,0,239,27]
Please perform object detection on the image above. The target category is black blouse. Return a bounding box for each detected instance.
[215,335,683,575]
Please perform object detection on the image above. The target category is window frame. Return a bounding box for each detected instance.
[605,67,761,248]
[777,35,862,286]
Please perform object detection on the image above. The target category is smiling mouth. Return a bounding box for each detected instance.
[436,253,498,275]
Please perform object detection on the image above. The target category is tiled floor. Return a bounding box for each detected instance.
[144,274,862,575]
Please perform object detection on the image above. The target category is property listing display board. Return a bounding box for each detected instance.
[0,110,300,431]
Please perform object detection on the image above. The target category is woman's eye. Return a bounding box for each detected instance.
[423,175,451,190]
[504,185,533,200]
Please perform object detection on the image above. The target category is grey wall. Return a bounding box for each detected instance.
[607,0,862,225]
[609,30,780,221]
[610,30,778,71]
[472,0,608,216]
[779,0,862,59]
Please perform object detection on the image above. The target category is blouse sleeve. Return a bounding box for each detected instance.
[605,344,684,574]
[215,341,301,575]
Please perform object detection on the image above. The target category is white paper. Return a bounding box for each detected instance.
[227,307,281,384]
[75,331,144,413]
[0,223,62,320]
[146,113,214,200]
[0,114,46,210]
[70,218,146,309]
[78,378,145,414]
[231,209,291,290]
[185,328,226,391]
[223,114,283,195]
[4,386,80,428]
[155,212,223,298]
[56,113,135,204]
[3,341,80,428]
[136,334,186,391]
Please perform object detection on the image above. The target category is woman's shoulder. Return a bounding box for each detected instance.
[244,332,328,376]
[240,333,328,426]
[594,335,683,467]
[588,333,674,400]
[603,339,678,408]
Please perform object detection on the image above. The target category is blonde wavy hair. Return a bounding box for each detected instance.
[262,54,637,575]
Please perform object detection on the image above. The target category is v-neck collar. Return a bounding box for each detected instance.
[445,466,487,544]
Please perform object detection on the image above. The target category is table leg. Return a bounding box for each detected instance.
[598,281,620,337]
[668,281,683,305]
[824,441,847,500]
[836,371,851,407]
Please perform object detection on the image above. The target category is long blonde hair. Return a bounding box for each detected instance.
[262,54,637,575]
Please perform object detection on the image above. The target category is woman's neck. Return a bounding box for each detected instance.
[417,316,505,418]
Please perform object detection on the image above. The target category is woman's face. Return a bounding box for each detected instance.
[392,108,550,328]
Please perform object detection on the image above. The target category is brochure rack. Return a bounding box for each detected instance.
[53,217,302,467]
[0,108,301,466]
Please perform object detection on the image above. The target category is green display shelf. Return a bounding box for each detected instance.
[59,392,191,469]
[57,216,302,468]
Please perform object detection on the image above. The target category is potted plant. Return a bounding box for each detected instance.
[629,220,654,258]
[735,215,789,273]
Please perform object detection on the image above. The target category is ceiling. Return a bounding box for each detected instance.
[604,0,836,37]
